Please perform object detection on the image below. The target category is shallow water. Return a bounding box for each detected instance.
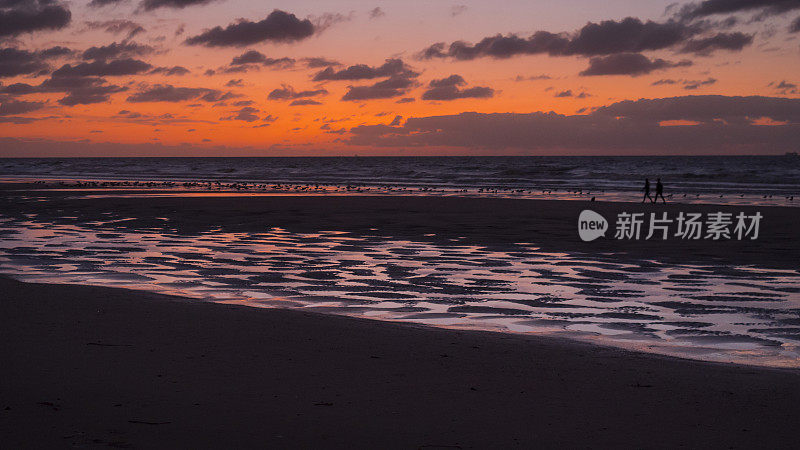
[1,215,799,368]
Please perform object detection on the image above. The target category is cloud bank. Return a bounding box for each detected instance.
[349,95,800,154]
[185,10,315,47]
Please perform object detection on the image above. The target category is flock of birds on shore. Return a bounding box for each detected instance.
[28,179,796,202]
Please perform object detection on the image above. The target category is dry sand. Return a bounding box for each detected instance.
[1,276,799,448]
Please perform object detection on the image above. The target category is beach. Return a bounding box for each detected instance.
[2,276,800,448]
[2,182,800,447]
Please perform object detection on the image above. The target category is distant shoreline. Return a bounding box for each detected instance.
[1,177,798,208]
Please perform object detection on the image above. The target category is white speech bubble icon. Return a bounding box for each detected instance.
[578,210,608,242]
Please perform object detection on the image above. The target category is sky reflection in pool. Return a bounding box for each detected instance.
[1,218,799,368]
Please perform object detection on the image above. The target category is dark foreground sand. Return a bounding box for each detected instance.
[2,276,799,449]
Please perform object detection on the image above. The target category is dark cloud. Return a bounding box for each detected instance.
[221,106,259,122]
[419,17,704,61]
[680,32,753,55]
[417,16,754,74]
[678,0,800,20]
[0,115,41,123]
[148,65,190,76]
[227,50,295,71]
[651,78,678,85]
[388,115,402,126]
[419,31,568,60]
[50,84,123,106]
[770,80,798,94]
[126,84,236,103]
[39,46,72,58]
[0,47,48,77]
[84,20,145,39]
[231,50,269,65]
[348,95,800,154]
[515,74,552,81]
[579,53,692,76]
[290,99,321,106]
[564,17,694,56]
[428,75,464,88]
[302,57,340,68]
[592,95,800,123]
[140,0,217,11]
[344,124,398,139]
[0,0,71,38]
[0,82,37,94]
[267,84,327,101]
[418,42,446,59]
[117,109,142,119]
[421,75,494,101]
[82,41,155,61]
[225,79,244,87]
[185,10,315,47]
[321,124,346,134]
[341,74,418,101]
[396,97,415,103]
[0,98,43,115]
[0,46,72,78]
[52,59,152,77]
[683,78,717,90]
[553,89,590,98]
[313,58,417,81]
[790,15,800,32]
[111,109,217,125]
[368,7,384,19]
[38,75,128,105]
[651,78,717,89]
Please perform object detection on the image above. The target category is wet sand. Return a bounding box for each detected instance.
[2,186,799,269]
[2,186,800,446]
[1,276,799,448]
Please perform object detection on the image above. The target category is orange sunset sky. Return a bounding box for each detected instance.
[1,0,799,156]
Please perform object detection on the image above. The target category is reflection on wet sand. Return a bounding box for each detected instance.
[1,215,798,368]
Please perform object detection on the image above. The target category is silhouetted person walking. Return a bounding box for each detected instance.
[654,178,666,204]
[642,178,653,203]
